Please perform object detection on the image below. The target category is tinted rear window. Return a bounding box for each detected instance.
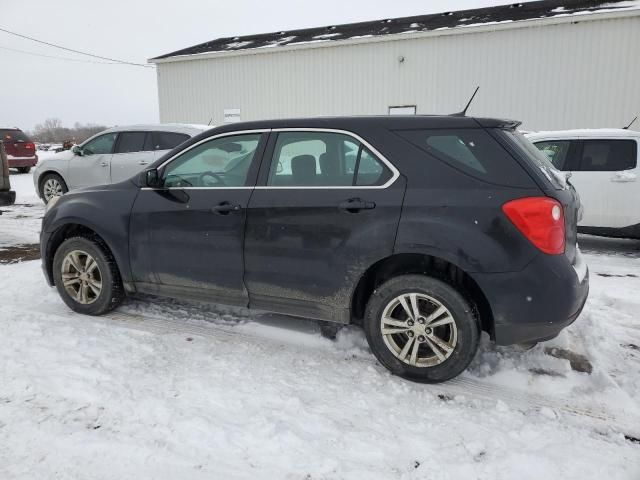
[1,129,30,143]
[577,139,637,171]
[396,128,532,187]
[115,132,147,154]
[145,131,190,151]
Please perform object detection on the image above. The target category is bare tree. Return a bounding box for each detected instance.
[30,118,109,144]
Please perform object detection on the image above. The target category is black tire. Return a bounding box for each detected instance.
[363,274,480,383]
[52,236,124,315]
[39,173,68,204]
[17,167,31,174]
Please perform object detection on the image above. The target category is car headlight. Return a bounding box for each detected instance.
[45,195,61,213]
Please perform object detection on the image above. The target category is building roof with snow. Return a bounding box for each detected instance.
[150,0,640,61]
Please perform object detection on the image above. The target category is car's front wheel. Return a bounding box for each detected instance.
[364,274,480,383]
[39,173,68,204]
[52,236,124,315]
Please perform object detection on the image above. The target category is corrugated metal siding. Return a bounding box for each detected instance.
[156,15,640,131]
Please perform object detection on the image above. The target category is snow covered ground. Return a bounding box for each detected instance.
[0,173,639,479]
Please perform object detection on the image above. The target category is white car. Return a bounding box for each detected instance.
[526,129,639,239]
[33,124,209,203]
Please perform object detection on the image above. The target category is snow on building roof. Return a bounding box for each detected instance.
[526,128,640,139]
[151,0,640,61]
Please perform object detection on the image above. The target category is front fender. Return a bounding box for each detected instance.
[42,186,138,283]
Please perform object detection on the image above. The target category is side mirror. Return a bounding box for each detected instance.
[144,169,162,188]
[72,145,83,156]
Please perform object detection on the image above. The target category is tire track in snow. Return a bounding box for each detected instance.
[19,301,640,441]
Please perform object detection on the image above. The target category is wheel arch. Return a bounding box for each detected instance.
[350,252,494,339]
[37,170,68,196]
[44,222,126,290]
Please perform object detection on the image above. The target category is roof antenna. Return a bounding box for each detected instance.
[623,115,637,130]
[208,117,213,126]
[452,86,480,117]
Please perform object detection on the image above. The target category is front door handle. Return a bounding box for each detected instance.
[100,161,108,167]
[138,160,149,166]
[338,198,376,213]
[211,202,242,215]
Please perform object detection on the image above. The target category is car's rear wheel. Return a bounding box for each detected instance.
[40,173,68,204]
[52,236,124,315]
[363,274,480,383]
[17,167,31,174]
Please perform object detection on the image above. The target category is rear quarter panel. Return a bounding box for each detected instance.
[364,127,544,274]
[396,186,542,273]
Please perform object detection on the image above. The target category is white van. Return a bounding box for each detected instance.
[526,129,640,239]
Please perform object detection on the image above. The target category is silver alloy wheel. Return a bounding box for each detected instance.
[43,178,63,202]
[61,250,102,305]
[380,293,458,367]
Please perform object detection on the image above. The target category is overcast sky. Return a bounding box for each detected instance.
[1,0,529,131]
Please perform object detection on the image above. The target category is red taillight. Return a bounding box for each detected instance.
[25,142,35,150]
[502,197,565,255]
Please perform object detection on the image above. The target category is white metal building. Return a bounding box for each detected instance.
[150,0,640,131]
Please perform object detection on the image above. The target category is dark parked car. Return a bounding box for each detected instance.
[40,116,589,383]
[0,142,16,206]
[0,127,38,173]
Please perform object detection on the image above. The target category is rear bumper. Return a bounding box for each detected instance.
[474,250,589,345]
[0,189,16,206]
[8,156,38,168]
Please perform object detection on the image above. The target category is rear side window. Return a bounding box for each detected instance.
[267,131,391,187]
[1,129,30,143]
[397,128,531,187]
[533,140,571,170]
[146,131,190,151]
[577,140,637,171]
[115,132,147,154]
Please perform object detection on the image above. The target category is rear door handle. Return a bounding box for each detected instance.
[611,172,637,182]
[100,161,108,167]
[338,198,376,213]
[211,202,242,215]
[138,160,149,166]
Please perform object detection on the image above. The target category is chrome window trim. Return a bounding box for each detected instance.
[263,127,399,190]
[142,127,401,191]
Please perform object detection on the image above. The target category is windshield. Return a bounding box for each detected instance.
[504,130,567,190]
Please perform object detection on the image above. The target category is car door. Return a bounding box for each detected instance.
[110,131,156,183]
[244,129,406,324]
[129,131,268,306]
[571,138,638,229]
[67,132,116,189]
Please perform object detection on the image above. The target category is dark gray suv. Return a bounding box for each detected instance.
[40,116,589,383]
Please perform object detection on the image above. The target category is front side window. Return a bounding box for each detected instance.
[268,131,390,187]
[577,139,637,171]
[162,134,261,187]
[115,132,147,154]
[533,140,572,170]
[82,133,117,155]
